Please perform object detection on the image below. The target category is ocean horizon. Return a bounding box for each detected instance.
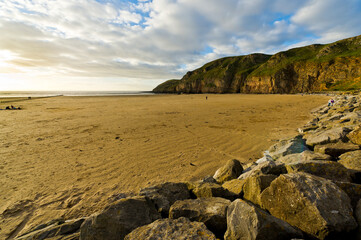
[0,91,154,98]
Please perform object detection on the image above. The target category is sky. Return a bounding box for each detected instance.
[0,0,361,91]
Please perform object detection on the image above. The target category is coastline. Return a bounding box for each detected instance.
[0,94,330,239]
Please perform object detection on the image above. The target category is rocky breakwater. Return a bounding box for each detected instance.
[13,94,361,240]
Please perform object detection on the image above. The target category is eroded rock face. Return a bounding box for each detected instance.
[334,181,361,209]
[303,127,351,147]
[238,160,285,180]
[348,126,361,145]
[213,159,243,184]
[338,150,361,171]
[79,196,161,240]
[260,173,357,240]
[139,182,190,216]
[285,160,352,182]
[169,197,231,236]
[277,150,332,164]
[222,179,246,197]
[224,199,303,240]
[190,182,236,200]
[124,217,216,240]
[356,200,361,240]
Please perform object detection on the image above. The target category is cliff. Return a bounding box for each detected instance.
[153,35,361,93]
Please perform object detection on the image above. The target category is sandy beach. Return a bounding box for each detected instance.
[0,94,329,238]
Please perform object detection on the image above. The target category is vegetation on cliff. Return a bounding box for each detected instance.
[153,35,361,93]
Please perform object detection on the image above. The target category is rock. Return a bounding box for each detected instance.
[213,159,243,184]
[169,197,231,237]
[124,217,216,240]
[278,150,332,164]
[268,135,308,159]
[139,182,190,216]
[238,160,285,180]
[298,125,318,134]
[260,173,357,239]
[224,199,303,240]
[338,150,361,171]
[16,218,85,240]
[191,182,236,200]
[314,141,359,158]
[285,160,352,182]
[79,196,161,240]
[348,126,361,145]
[222,179,246,197]
[356,200,361,240]
[303,127,351,147]
[334,181,361,209]
[242,174,277,206]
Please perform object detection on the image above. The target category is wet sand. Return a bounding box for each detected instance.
[0,94,329,238]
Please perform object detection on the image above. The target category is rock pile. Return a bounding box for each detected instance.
[15,94,361,240]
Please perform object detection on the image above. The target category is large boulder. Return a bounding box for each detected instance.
[285,160,352,182]
[224,199,303,240]
[238,160,285,180]
[338,150,361,171]
[260,173,357,239]
[314,142,359,158]
[334,181,361,209]
[242,174,277,206]
[268,135,308,159]
[213,159,243,184]
[79,196,161,240]
[222,179,246,197]
[303,127,351,147]
[169,197,231,237]
[277,150,332,164]
[348,126,361,145]
[190,182,236,200]
[356,199,361,240]
[124,217,216,240]
[139,182,190,216]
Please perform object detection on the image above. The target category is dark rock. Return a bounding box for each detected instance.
[314,142,359,158]
[124,217,216,240]
[79,196,161,240]
[356,199,361,240]
[190,182,236,200]
[224,199,303,240]
[338,150,361,171]
[169,197,231,237]
[213,159,243,183]
[260,173,357,240]
[139,182,190,216]
[238,160,285,180]
[285,160,352,182]
[348,126,361,145]
[242,174,277,206]
[334,181,361,209]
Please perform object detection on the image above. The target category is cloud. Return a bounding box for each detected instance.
[0,0,360,90]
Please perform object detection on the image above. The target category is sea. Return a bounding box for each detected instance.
[0,91,154,98]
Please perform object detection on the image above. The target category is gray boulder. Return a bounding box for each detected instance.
[213,159,243,184]
[303,127,351,147]
[338,150,361,171]
[124,217,216,240]
[79,196,161,240]
[314,142,359,158]
[224,199,303,240]
[277,150,332,164]
[238,160,285,180]
[169,197,231,236]
[285,160,352,182]
[139,182,190,216]
[268,135,308,159]
[334,181,361,209]
[260,173,357,240]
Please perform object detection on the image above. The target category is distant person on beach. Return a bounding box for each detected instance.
[206,96,208,100]
[328,98,334,106]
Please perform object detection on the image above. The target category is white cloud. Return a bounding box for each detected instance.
[0,0,360,90]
